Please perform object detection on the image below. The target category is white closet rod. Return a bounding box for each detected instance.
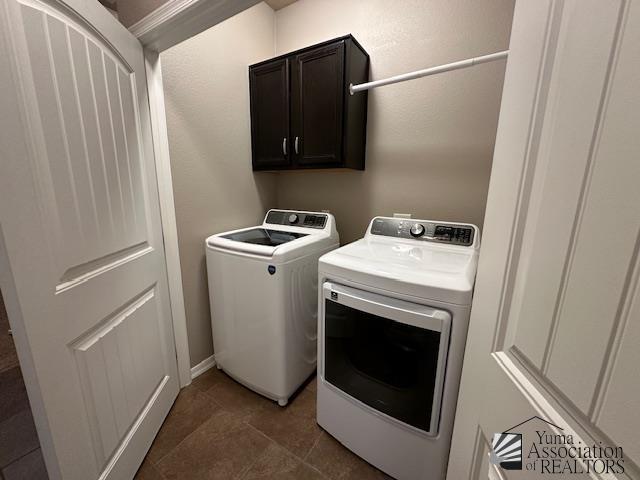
[349,50,509,94]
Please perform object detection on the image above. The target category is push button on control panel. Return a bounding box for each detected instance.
[410,223,425,237]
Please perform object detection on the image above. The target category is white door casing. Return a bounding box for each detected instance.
[449,0,639,479]
[0,0,180,478]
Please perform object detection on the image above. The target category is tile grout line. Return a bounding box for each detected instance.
[234,408,278,480]
[149,385,225,467]
[243,422,331,480]
[148,460,168,480]
[1,445,41,473]
[303,461,333,480]
[234,441,272,480]
[303,429,323,461]
[301,432,337,480]
[141,447,167,480]
[244,422,309,462]
[153,401,250,470]
[200,386,225,409]
[144,373,339,479]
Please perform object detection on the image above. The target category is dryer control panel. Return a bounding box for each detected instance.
[265,210,328,229]
[369,217,475,246]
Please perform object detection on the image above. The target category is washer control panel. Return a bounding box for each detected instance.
[369,217,475,246]
[265,210,327,229]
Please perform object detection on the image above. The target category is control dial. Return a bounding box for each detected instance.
[410,223,425,238]
[288,214,299,224]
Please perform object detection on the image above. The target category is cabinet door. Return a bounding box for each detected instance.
[249,59,290,169]
[291,41,345,167]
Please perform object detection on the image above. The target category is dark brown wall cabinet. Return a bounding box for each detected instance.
[249,35,369,171]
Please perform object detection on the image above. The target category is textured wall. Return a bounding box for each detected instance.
[161,3,277,367]
[161,0,514,366]
[274,0,514,243]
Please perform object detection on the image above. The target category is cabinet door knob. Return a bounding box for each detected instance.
[282,137,287,156]
[294,136,299,154]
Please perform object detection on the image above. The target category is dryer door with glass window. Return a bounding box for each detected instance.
[321,282,451,435]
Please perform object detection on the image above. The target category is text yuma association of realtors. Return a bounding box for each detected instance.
[526,430,624,474]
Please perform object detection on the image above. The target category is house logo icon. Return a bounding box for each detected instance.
[491,416,565,472]
[490,432,523,470]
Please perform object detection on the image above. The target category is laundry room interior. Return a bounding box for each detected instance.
[2,0,639,479]
[160,0,513,380]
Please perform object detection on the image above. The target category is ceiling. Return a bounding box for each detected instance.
[98,0,117,10]
[264,0,298,11]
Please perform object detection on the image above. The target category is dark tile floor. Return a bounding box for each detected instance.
[1,290,389,480]
[0,292,47,480]
[136,368,392,480]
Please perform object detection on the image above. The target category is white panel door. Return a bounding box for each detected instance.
[449,0,639,479]
[0,1,179,479]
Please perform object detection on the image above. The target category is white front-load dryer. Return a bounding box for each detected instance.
[206,209,339,406]
[317,216,480,480]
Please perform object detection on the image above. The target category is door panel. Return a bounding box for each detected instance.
[504,0,625,414]
[74,289,166,465]
[19,1,149,282]
[0,0,179,479]
[291,41,344,167]
[449,0,640,478]
[596,278,640,461]
[249,58,290,169]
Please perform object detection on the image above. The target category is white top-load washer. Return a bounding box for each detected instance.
[317,216,479,480]
[206,209,339,406]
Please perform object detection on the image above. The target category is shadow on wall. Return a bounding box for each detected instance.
[276,66,503,242]
[254,172,279,214]
[163,89,278,366]
[276,143,493,244]
[273,0,513,243]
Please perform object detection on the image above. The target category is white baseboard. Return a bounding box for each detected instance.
[190,355,216,380]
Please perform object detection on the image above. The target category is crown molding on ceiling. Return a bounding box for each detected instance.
[264,0,298,11]
[129,0,260,52]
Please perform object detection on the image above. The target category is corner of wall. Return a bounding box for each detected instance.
[273,6,278,55]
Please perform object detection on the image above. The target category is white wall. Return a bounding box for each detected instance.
[117,0,170,27]
[161,3,277,366]
[274,0,514,243]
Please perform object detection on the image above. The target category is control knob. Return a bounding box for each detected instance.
[410,223,425,238]
[288,214,299,224]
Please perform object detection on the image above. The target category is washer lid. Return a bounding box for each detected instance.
[206,224,332,260]
[319,237,479,305]
[220,228,308,247]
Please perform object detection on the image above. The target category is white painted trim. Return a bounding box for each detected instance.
[129,0,201,39]
[447,2,558,476]
[144,50,192,388]
[130,0,261,52]
[0,232,62,480]
[190,355,216,379]
[133,0,263,391]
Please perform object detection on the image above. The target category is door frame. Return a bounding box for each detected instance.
[448,1,568,475]
[129,0,261,387]
[0,0,186,477]
[449,0,634,477]
[0,4,265,478]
